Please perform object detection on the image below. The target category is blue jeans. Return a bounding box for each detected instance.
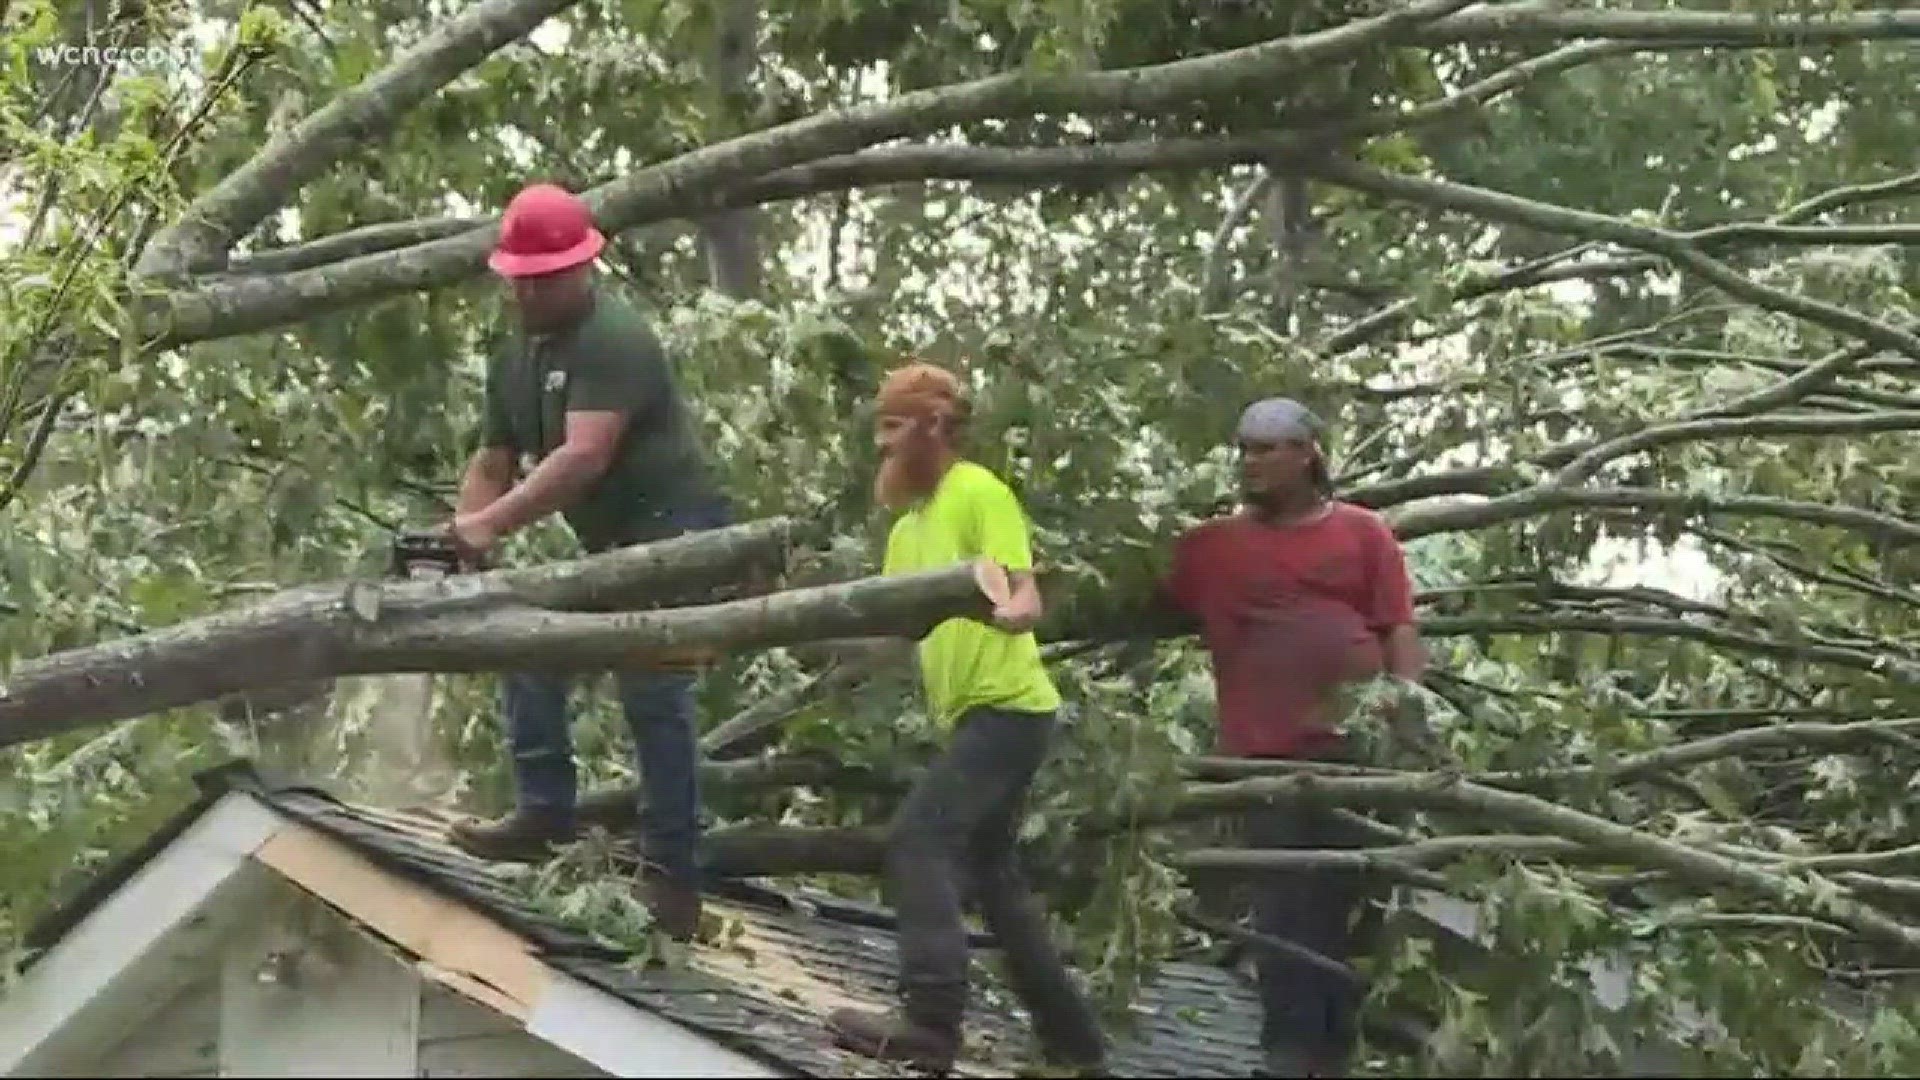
[502,500,731,885]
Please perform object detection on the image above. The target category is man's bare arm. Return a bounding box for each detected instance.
[1382,623,1428,681]
[468,410,624,538]
[457,447,516,515]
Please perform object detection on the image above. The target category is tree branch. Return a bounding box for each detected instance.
[220,216,489,276]
[209,137,1287,286]
[362,563,991,674]
[700,661,870,760]
[0,388,71,514]
[726,135,1282,204]
[1777,166,1920,222]
[1304,155,1920,363]
[1482,718,1920,788]
[1190,722,1920,796]
[1552,409,1920,487]
[1171,834,1577,874]
[1694,343,1880,421]
[1180,771,1920,961]
[1411,6,1920,47]
[136,0,582,278]
[0,560,995,748]
[1691,526,1920,610]
[1390,484,1920,546]
[0,517,850,749]
[621,755,1920,960]
[210,23,1642,318]
[1200,170,1273,312]
[1419,611,1920,683]
[139,0,1539,347]
[1317,159,1920,362]
[135,5,1920,351]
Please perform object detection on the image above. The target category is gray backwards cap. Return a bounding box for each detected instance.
[1236,397,1324,442]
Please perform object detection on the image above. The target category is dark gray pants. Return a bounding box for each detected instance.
[1244,803,1388,1057]
[888,707,1105,1064]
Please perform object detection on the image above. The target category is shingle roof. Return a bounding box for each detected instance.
[24,761,1270,1078]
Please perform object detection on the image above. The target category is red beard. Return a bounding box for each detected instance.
[875,430,947,510]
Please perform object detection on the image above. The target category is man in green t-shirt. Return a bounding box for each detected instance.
[825,362,1106,1075]
[442,183,729,942]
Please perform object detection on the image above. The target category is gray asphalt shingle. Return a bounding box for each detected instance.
[239,775,1267,1078]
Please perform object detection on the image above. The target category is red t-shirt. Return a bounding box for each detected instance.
[1163,502,1416,760]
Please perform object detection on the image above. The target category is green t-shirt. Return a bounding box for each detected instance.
[480,289,720,552]
[881,460,1062,726]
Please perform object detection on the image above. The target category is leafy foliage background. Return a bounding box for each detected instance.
[4,0,1920,1071]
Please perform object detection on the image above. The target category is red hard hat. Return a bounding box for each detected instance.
[488,183,606,278]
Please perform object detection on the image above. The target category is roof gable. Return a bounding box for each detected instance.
[7,762,1271,1077]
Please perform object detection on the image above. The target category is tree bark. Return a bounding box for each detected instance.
[705,824,890,877]
[696,0,764,301]
[9,470,1915,751]
[573,752,1920,959]
[134,0,583,278]
[143,0,1479,348]
[1264,174,1315,334]
[0,522,995,750]
[1198,170,1272,312]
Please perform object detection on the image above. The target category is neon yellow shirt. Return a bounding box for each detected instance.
[881,460,1062,726]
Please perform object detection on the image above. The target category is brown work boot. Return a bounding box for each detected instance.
[446,810,575,863]
[827,1007,962,1073]
[638,868,703,943]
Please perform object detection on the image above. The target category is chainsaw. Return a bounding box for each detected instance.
[355,529,467,806]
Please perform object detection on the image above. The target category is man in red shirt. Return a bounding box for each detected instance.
[1161,397,1430,1078]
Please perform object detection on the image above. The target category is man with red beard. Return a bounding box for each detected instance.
[825,362,1107,1075]
[1161,398,1431,1079]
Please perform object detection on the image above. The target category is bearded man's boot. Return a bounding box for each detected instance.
[446,809,575,863]
[826,997,963,1073]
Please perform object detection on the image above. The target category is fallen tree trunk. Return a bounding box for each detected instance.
[557,740,1920,960]
[0,550,995,750]
[700,823,889,877]
[498,515,813,610]
[6,491,1911,755]
[577,716,1920,847]
[575,754,904,826]
[357,562,989,671]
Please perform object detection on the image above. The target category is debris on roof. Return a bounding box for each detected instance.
[21,761,1271,1078]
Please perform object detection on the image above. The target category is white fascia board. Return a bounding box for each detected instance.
[526,968,784,1078]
